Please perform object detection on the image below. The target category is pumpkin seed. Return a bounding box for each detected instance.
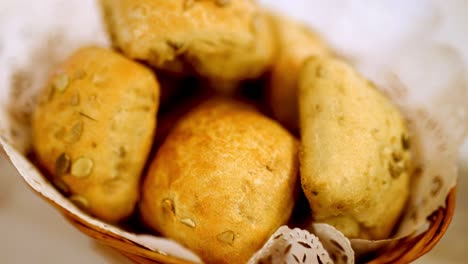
[55,153,70,176]
[69,195,89,209]
[118,146,126,158]
[184,0,195,10]
[71,157,94,178]
[53,73,69,93]
[401,134,410,150]
[162,198,176,216]
[69,93,80,106]
[215,0,230,6]
[180,218,196,228]
[65,121,83,143]
[73,69,86,80]
[217,230,235,245]
[52,179,70,194]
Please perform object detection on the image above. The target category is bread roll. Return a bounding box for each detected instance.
[299,57,411,239]
[100,0,275,83]
[140,98,298,263]
[269,14,330,131]
[32,47,160,222]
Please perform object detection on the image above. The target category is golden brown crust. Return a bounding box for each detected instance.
[32,47,160,222]
[268,14,330,131]
[299,57,411,239]
[140,98,299,263]
[100,0,275,82]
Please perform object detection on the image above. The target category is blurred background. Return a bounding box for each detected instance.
[1,0,467,263]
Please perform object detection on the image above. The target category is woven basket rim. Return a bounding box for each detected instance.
[367,187,456,264]
[19,170,456,264]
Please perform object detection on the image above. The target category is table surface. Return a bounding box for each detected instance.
[0,140,467,263]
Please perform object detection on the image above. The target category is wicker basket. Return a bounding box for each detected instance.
[39,187,455,264]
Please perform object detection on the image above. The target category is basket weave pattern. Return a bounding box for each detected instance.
[54,188,456,264]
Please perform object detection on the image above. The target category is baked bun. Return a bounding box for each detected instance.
[140,98,298,263]
[299,57,411,239]
[32,47,160,222]
[100,0,275,83]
